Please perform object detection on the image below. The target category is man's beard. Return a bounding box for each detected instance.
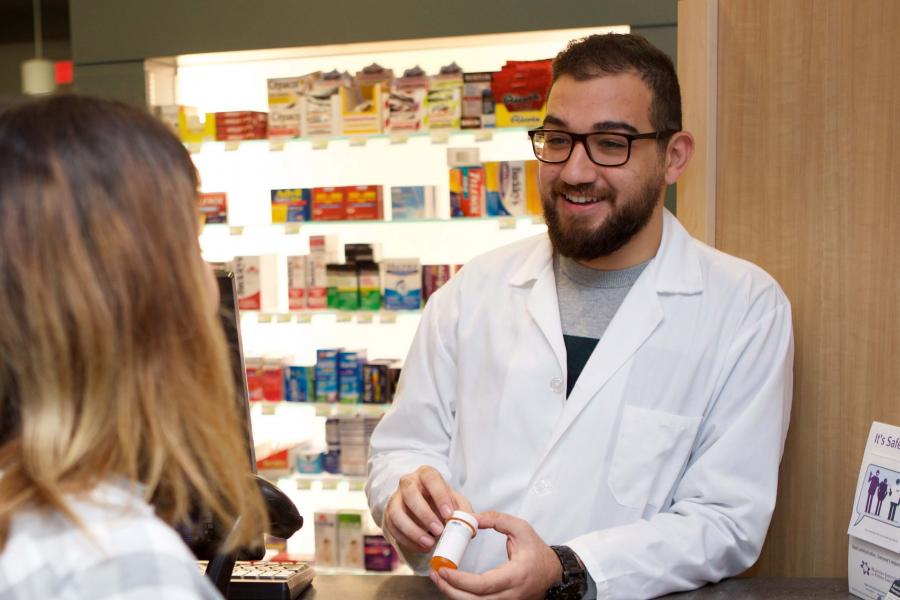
[542,172,664,262]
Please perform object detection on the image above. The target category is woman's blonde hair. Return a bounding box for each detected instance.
[0,95,268,551]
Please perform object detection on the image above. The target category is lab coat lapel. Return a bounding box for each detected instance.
[545,273,663,452]
[524,261,567,376]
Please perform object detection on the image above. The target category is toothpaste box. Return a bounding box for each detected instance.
[286,255,307,310]
[198,192,228,224]
[232,255,279,312]
[312,187,346,221]
[344,185,383,220]
[484,161,527,216]
[283,364,314,402]
[390,186,436,220]
[337,511,365,568]
[271,188,312,223]
[314,511,338,567]
[450,166,485,217]
[315,348,342,403]
[382,259,422,311]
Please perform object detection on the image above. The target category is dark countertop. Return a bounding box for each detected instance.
[298,575,852,599]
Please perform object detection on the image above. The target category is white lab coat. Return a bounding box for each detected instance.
[366,210,793,599]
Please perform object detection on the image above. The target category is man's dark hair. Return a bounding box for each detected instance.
[552,33,682,138]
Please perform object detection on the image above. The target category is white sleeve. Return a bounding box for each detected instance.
[365,277,461,570]
[568,300,794,600]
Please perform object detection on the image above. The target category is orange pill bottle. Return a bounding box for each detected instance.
[429,510,478,571]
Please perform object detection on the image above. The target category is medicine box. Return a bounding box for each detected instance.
[271,188,312,223]
[312,187,346,221]
[382,259,422,311]
[267,76,308,138]
[198,192,228,224]
[391,186,436,220]
[314,511,338,567]
[315,348,341,403]
[462,72,495,129]
[283,365,314,402]
[232,255,279,312]
[484,161,527,216]
[449,166,485,217]
[286,255,307,311]
[338,350,366,404]
[337,511,365,569]
[344,185,383,220]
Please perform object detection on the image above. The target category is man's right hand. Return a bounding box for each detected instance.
[382,466,473,553]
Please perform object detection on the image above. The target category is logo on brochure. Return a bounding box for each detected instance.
[861,560,873,576]
[852,464,900,528]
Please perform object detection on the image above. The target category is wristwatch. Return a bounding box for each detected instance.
[545,545,588,599]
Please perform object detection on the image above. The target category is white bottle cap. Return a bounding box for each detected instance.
[450,510,478,537]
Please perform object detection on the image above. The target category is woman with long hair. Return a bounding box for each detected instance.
[0,95,268,598]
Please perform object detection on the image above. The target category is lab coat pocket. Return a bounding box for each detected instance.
[607,406,701,509]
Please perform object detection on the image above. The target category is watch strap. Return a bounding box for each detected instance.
[545,545,587,600]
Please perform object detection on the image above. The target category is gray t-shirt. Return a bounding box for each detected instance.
[554,253,650,397]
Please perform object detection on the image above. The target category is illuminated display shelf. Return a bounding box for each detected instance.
[186,126,530,153]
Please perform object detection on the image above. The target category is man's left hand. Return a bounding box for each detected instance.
[429,511,563,600]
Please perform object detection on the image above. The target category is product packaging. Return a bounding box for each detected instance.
[338,417,368,476]
[295,451,323,474]
[427,63,463,130]
[198,192,228,224]
[357,261,381,310]
[283,364,314,402]
[344,243,381,264]
[338,350,366,404]
[314,511,339,567]
[303,70,345,136]
[525,160,543,216]
[286,255,308,311]
[491,59,552,129]
[364,534,398,572]
[177,109,216,144]
[385,66,429,133]
[315,348,342,403]
[381,259,422,311]
[337,511,365,568]
[312,186,346,221]
[267,75,315,138]
[363,360,392,404]
[245,357,264,402]
[255,448,292,479]
[390,186,436,220]
[423,264,454,303]
[307,235,342,309]
[462,72,496,129]
[484,161,527,216]
[261,357,284,401]
[327,264,359,311]
[344,185,383,220]
[214,111,268,141]
[271,188,312,222]
[341,64,392,135]
[449,166,485,217]
[232,255,279,312]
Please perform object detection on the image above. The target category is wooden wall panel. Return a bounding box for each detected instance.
[714,0,900,577]
[676,0,717,245]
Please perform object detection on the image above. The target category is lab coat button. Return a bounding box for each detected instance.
[549,377,564,393]
[533,479,552,495]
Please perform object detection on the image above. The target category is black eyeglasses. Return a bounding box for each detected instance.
[527,128,678,167]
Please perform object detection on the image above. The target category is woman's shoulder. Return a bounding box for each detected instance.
[0,481,221,599]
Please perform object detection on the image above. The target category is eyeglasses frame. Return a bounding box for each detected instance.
[527,128,679,167]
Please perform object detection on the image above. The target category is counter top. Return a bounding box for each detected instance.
[298,575,853,599]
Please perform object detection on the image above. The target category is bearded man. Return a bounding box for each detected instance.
[367,33,794,600]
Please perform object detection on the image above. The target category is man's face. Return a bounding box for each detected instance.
[538,73,667,262]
